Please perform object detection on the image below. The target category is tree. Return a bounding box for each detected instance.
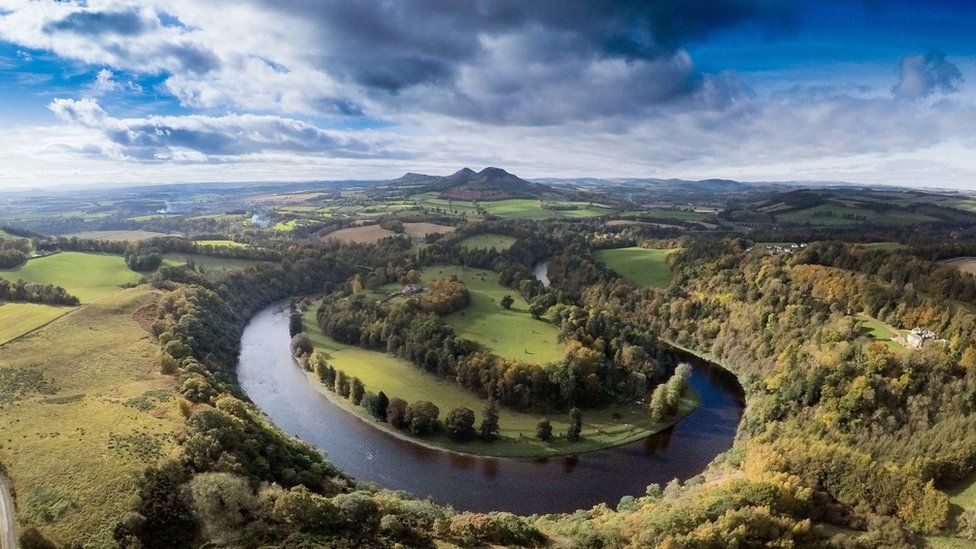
[290,333,313,357]
[445,407,476,441]
[186,472,258,544]
[350,377,365,405]
[324,366,337,390]
[408,401,440,435]
[289,311,304,338]
[500,294,515,310]
[386,397,409,429]
[566,408,582,442]
[649,384,667,423]
[479,400,500,440]
[336,371,350,397]
[372,391,390,421]
[536,419,552,441]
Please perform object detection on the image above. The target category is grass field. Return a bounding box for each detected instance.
[923,472,976,548]
[856,314,906,350]
[402,222,455,238]
[64,230,169,241]
[0,252,141,303]
[272,219,297,231]
[161,253,265,272]
[0,303,74,345]
[194,239,248,248]
[302,304,696,457]
[406,266,565,364]
[0,287,180,547]
[457,233,518,251]
[413,194,614,220]
[776,204,938,226]
[594,247,678,289]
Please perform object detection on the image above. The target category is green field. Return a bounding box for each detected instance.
[776,204,938,226]
[0,302,74,345]
[457,233,518,251]
[193,239,248,248]
[412,194,614,220]
[0,287,181,546]
[399,266,566,364]
[64,230,169,241]
[0,252,141,303]
[162,253,265,272]
[302,304,696,457]
[594,247,678,289]
[272,219,297,231]
[856,314,906,349]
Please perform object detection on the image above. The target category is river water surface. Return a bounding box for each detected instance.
[238,305,744,514]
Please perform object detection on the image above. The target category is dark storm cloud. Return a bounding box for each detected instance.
[258,0,796,121]
[893,50,963,99]
[43,9,147,36]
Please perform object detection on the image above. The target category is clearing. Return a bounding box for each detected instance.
[0,287,181,547]
[302,303,696,457]
[943,258,976,277]
[594,247,678,289]
[0,252,141,303]
[457,233,518,251]
[193,239,248,248]
[0,303,74,346]
[161,253,266,272]
[324,225,396,244]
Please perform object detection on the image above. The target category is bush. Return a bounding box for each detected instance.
[445,407,476,441]
[536,419,552,441]
[387,397,409,428]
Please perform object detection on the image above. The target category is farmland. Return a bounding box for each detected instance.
[161,253,266,272]
[0,287,180,547]
[302,304,696,457]
[0,303,73,345]
[64,230,170,241]
[193,239,248,248]
[594,247,678,289]
[323,224,396,244]
[0,252,141,303]
[457,233,518,251]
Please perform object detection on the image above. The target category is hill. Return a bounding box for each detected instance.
[394,167,561,200]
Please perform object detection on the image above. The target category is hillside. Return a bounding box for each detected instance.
[394,167,562,200]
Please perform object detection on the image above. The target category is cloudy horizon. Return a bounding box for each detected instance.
[1,1,975,189]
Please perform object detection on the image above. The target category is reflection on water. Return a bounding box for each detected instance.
[238,305,744,514]
[533,260,551,288]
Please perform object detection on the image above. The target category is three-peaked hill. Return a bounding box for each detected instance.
[394,167,563,200]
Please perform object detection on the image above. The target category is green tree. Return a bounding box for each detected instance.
[386,397,409,428]
[536,418,552,441]
[408,401,440,435]
[500,294,515,310]
[479,400,500,440]
[567,407,583,442]
[350,377,365,404]
[445,407,476,441]
[288,310,304,338]
[373,391,390,421]
[336,371,350,397]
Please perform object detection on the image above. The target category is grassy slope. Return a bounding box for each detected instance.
[419,265,564,364]
[64,230,169,241]
[0,252,141,303]
[193,239,248,248]
[161,253,264,272]
[595,247,677,289]
[0,287,180,548]
[302,305,696,457]
[0,303,74,345]
[457,233,518,251]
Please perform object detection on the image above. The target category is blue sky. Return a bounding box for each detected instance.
[0,1,974,188]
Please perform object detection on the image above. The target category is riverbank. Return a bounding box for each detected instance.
[298,359,699,458]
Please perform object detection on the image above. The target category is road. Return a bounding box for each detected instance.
[0,472,14,549]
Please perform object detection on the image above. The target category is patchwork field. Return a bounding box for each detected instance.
[63,230,169,241]
[594,247,678,289]
[0,252,141,303]
[0,287,180,547]
[323,224,396,244]
[402,222,455,238]
[457,233,518,251]
[0,303,73,345]
[302,304,696,457]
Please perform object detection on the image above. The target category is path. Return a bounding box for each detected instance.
[0,472,14,549]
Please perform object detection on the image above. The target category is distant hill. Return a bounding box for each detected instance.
[393,167,562,200]
[534,177,754,193]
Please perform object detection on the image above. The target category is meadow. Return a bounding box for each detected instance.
[302,304,696,457]
[775,203,938,226]
[0,287,180,547]
[193,239,248,248]
[943,257,976,277]
[412,194,614,220]
[0,252,141,303]
[161,253,265,272]
[324,224,396,244]
[594,247,678,289]
[457,233,518,251]
[0,303,73,345]
[856,314,907,350]
[401,265,565,363]
[64,230,169,241]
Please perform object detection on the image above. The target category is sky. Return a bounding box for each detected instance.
[0,0,975,189]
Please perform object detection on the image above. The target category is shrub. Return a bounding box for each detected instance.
[445,407,476,441]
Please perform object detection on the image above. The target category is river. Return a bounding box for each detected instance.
[237,305,744,514]
[533,259,551,288]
